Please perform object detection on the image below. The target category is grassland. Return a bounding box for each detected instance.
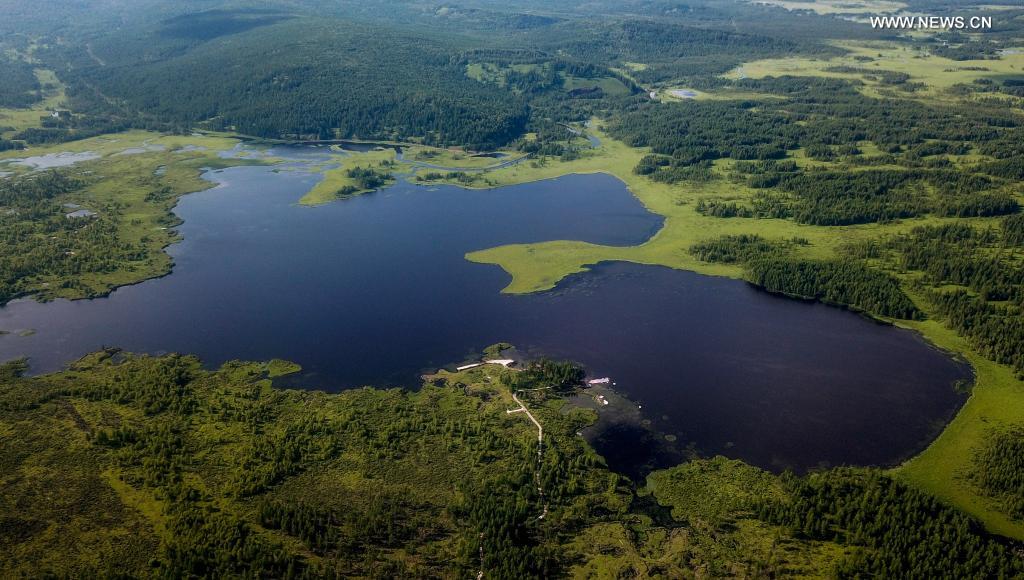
[0,68,67,138]
[466,62,544,85]
[748,0,906,15]
[0,130,243,166]
[403,145,522,169]
[299,144,529,205]
[299,148,400,206]
[0,38,68,138]
[466,61,632,96]
[728,40,1024,102]
[465,62,550,89]
[563,75,632,96]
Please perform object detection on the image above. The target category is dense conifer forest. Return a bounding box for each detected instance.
[0,58,41,109]
[67,20,531,149]
[760,469,1024,578]
[5,4,858,149]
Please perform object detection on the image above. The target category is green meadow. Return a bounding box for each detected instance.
[728,40,1024,103]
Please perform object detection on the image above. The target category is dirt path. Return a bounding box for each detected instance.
[508,390,543,445]
[507,391,548,520]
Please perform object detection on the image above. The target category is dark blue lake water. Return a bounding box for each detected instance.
[0,149,970,476]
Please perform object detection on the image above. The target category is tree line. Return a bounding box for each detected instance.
[759,469,1024,578]
[872,220,1024,376]
[0,57,41,108]
[970,426,1024,520]
[689,234,920,319]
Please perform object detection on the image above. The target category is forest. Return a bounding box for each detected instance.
[0,58,41,108]
[690,234,921,319]
[345,167,392,191]
[65,19,530,149]
[3,351,1021,577]
[970,426,1024,520]
[745,257,921,319]
[7,3,854,151]
[839,220,1024,376]
[608,75,1024,226]
[533,19,818,82]
[0,171,134,304]
[759,469,1023,578]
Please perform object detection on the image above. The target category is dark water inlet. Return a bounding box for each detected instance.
[0,147,970,476]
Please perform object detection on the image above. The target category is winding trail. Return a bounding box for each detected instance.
[479,374,552,577]
[85,43,107,66]
[508,391,543,445]
[507,391,549,520]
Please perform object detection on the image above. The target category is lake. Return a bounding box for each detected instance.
[0,146,970,477]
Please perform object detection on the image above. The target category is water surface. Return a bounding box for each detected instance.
[669,89,698,99]
[0,149,970,475]
[4,151,101,169]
